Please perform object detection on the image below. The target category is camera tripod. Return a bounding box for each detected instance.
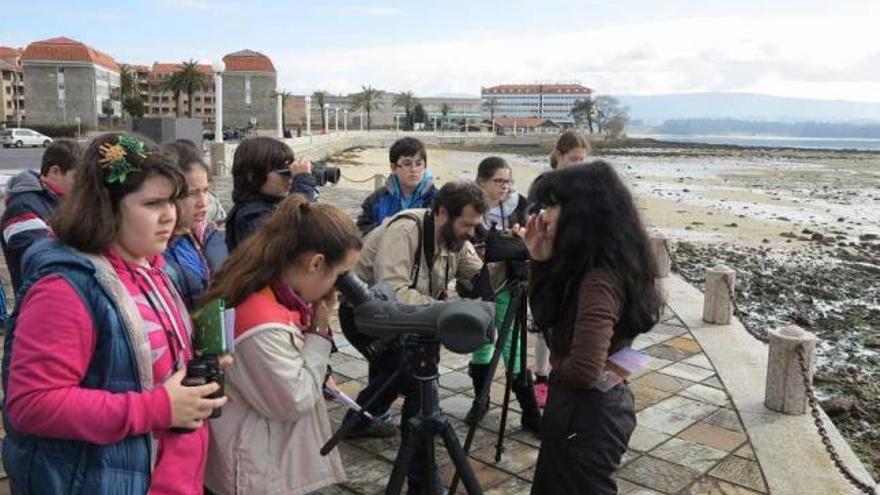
[450,278,532,495]
[321,336,483,495]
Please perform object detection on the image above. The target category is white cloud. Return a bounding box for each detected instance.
[272,14,880,102]
[335,5,402,16]
[153,0,223,12]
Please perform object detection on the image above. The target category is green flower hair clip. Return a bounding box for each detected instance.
[98,135,148,184]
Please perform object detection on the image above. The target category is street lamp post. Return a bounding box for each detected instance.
[276,92,284,138]
[212,60,224,143]
[304,96,311,136]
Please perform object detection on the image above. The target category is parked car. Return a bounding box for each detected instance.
[0,128,53,148]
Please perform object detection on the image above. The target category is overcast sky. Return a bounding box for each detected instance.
[4,0,880,101]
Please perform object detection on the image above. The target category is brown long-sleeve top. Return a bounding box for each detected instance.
[529,262,629,390]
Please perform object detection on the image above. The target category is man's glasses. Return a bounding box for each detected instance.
[395,159,426,170]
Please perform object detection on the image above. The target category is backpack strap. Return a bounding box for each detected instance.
[387,211,434,290]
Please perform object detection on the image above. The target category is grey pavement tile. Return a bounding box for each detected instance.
[702,408,745,433]
[633,371,695,394]
[331,359,370,381]
[305,484,355,495]
[621,449,641,467]
[509,428,542,448]
[650,437,728,474]
[683,476,765,494]
[440,458,513,491]
[340,457,395,494]
[651,395,720,422]
[439,394,473,421]
[701,376,725,390]
[484,476,532,495]
[617,455,701,494]
[679,383,731,407]
[637,406,701,436]
[659,363,716,382]
[682,353,714,370]
[634,331,677,350]
[439,370,473,393]
[650,323,690,338]
[470,438,540,476]
[439,351,473,371]
[733,444,757,460]
[708,456,768,493]
[629,424,673,452]
[617,478,665,494]
[479,406,523,435]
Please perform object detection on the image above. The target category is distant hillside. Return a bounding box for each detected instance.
[616,92,880,125]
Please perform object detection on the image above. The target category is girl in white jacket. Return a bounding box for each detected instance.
[202,196,362,495]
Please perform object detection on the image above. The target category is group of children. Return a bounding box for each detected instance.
[0,129,658,495]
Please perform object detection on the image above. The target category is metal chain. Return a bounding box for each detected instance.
[797,345,878,495]
[340,172,383,184]
[666,238,877,494]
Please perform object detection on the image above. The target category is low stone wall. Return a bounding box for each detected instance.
[209,131,558,176]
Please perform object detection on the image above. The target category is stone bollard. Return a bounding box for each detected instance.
[210,142,227,177]
[702,264,735,324]
[765,325,819,414]
[373,174,385,191]
[650,232,671,277]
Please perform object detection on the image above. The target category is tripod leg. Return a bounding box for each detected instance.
[495,286,529,462]
[441,423,484,495]
[451,288,522,495]
[386,417,420,495]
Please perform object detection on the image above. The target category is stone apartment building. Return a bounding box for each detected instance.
[21,37,121,127]
[221,49,277,130]
[0,47,26,125]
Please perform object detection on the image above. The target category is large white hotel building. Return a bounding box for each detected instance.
[480,83,593,126]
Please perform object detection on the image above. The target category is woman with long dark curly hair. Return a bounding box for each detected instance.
[520,160,662,494]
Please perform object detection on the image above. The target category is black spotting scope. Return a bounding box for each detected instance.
[335,272,494,354]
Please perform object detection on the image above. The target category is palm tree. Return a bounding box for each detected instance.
[162,59,207,118]
[350,86,383,130]
[572,98,596,134]
[119,64,142,122]
[312,90,329,130]
[274,88,294,131]
[393,91,418,130]
[440,103,452,129]
[482,97,499,128]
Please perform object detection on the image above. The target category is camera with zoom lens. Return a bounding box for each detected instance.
[170,355,225,433]
[484,228,529,263]
[311,160,341,186]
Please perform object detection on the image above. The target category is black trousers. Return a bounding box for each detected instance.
[339,305,442,494]
[531,378,637,495]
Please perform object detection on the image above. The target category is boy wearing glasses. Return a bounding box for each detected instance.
[356,137,437,235]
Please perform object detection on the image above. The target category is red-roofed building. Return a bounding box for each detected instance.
[21,37,121,126]
[0,47,25,124]
[138,62,217,122]
[481,83,593,127]
[220,49,277,129]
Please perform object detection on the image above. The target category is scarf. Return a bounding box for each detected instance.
[270,278,314,328]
